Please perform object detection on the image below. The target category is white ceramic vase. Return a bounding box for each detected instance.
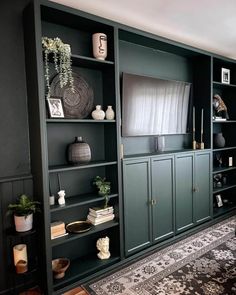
[92,105,105,120]
[14,214,33,232]
[105,106,115,120]
[92,33,107,60]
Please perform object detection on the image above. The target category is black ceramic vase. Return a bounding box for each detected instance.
[67,137,91,164]
[213,133,225,148]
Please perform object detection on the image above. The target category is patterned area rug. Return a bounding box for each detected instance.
[84,217,236,295]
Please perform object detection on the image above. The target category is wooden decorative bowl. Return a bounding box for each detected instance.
[52,258,70,279]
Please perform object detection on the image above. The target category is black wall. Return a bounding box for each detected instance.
[0,0,32,293]
[0,0,31,177]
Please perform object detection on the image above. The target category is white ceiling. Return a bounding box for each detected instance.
[51,0,236,60]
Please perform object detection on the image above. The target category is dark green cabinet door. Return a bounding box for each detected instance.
[123,158,151,256]
[175,153,194,233]
[151,156,174,243]
[194,151,211,224]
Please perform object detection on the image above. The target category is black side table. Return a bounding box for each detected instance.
[5,228,38,294]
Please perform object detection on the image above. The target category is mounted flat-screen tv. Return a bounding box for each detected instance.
[122,73,191,136]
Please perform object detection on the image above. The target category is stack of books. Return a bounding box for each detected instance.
[87,206,114,225]
[50,221,68,239]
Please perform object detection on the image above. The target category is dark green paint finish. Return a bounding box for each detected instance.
[5,0,236,293]
[175,153,194,233]
[194,151,211,224]
[123,158,151,255]
[119,41,193,82]
[151,156,174,242]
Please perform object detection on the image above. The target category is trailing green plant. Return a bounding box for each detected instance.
[7,194,40,217]
[42,36,74,98]
[93,176,111,208]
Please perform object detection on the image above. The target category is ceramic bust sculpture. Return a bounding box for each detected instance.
[96,236,110,260]
[58,190,66,205]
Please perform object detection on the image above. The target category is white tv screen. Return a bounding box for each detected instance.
[122,73,191,136]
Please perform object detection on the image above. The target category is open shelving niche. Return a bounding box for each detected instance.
[212,57,236,217]
[118,28,212,157]
[24,1,122,294]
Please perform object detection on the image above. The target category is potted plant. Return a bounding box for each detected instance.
[7,194,40,232]
[42,36,74,98]
[93,176,111,208]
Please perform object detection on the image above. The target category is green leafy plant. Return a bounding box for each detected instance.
[42,36,74,98]
[7,194,40,217]
[93,176,111,208]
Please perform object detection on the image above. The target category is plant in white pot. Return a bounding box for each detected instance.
[7,195,40,232]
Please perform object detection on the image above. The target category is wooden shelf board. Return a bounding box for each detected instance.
[213,81,236,88]
[46,119,116,123]
[71,54,114,68]
[49,160,117,173]
[213,146,236,152]
[212,120,236,123]
[212,166,236,174]
[50,193,118,212]
[213,184,236,194]
[6,228,36,237]
[51,220,119,247]
[213,205,236,218]
[53,254,120,290]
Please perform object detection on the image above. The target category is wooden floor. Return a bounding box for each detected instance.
[63,286,89,295]
[19,286,89,295]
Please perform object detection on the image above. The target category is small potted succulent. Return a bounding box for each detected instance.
[7,194,40,232]
[93,176,111,208]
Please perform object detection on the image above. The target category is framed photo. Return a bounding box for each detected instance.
[47,98,64,118]
[216,194,223,207]
[221,68,230,84]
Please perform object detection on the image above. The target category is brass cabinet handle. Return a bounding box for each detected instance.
[193,187,199,193]
[150,199,157,205]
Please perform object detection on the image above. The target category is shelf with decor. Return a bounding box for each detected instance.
[23,0,236,293]
[49,161,117,173]
[53,254,120,291]
[24,1,120,294]
[50,193,118,212]
[213,205,236,218]
[51,220,119,247]
[212,57,236,219]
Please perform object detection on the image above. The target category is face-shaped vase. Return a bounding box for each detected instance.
[92,33,107,60]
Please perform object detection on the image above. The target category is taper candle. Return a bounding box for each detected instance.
[193,106,195,131]
[192,106,196,149]
[201,109,204,140]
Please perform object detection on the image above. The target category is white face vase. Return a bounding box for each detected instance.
[92,33,107,60]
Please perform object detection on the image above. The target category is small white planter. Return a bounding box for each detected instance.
[14,214,33,232]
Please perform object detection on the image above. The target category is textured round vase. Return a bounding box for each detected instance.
[213,133,225,148]
[91,105,105,120]
[67,137,91,164]
[92,33,107,60]
[105,105,115,120]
